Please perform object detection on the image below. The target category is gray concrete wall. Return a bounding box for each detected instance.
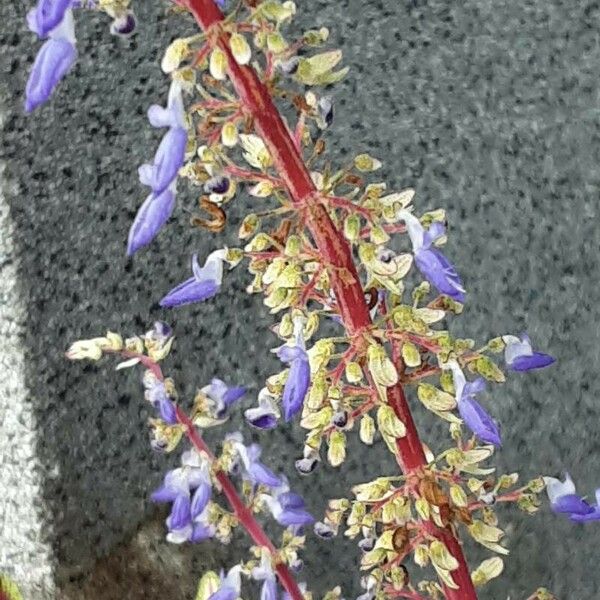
[1,0,600,598]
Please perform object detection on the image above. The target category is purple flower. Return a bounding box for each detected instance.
[127,185,176,255]
[147,82,186,130]
[401,211,466,303]
[276,318,310,422]
[245,389,280,430]
[544,474,599,522]
[27,0,72,38]
[201,377,246,418]
[204,176,231,195]
[503,334,555,372]
[227,434,282,488]
[448,361,501,447]
[159,250,227,308]
[260,479,314,527]
[208,566,242,600]
[251,553,278,600]
[143,372,177,424]
[110,10,136,37]
[151,450,215,544]
[138,127,187,195]
[25,12,77,113]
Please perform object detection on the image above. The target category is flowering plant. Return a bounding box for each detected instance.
[21,0,591,598]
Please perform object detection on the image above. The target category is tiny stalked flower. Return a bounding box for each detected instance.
[27,0,72,38]
[503,334,555,372]
[251,552,278,600]
[147,81,186,130]
[138,126,187,195]
[245,389,280,430]
[317,96,334,129]
[203,175,230,195]
[260,479,314,527]
[201,377,246,418]
[159,250,227,308]
[543,474,596,520]
[208,566,243,600]
[401,210,465,303]
[127,185,176,255]
[25,11,76,113]
[447,360,501,447]
[276,318,310,421]
[110,10,137,37]
[226,434,282,488]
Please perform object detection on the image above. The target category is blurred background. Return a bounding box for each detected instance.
[1,0,600,598]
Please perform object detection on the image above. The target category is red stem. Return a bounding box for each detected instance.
[181,1,478,598]
[175,406,304,600]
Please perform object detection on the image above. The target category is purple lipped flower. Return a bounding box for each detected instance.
[502,334,555,372]
[245,388,280,430]
[144,321,173,345]
[110,10,136,37]
[127,185,176,255]
[447,361,501,447]
[251,553,278,600]
[25,10,77,113]
[227,433,282,488]
[147,80,186,130]
[27,0,72,38]
[138,127,187,195]
[543,474,597,521]
[317,96,334,129]
[260,478,314,527]
[201,378,246,418]
[159,250,227,308]
[276,318,310,422]
[143,373,177,425]
[204,175,230,195]
[208,566,242,600]
[401,210,466,303]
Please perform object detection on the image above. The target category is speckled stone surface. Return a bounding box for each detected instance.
[1,0,600,598]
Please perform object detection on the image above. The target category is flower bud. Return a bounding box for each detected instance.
[327,430,346,467]
[376,405,406,438]
[401,341,421,367]
[267,32,288,53]
[209,47,227,80]
[367,343,398,387]
[230,33,251,65]
[359,414,375,445]
[221,121,238,147]
[238,214,260,239]
[345,361,363,383]
[161,38,189,73]
[450,484,468,508]
[354,153,382,172]
[471,557,504,587]
[343,214,361,241]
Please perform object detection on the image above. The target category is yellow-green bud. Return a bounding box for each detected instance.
[354,153,382,172]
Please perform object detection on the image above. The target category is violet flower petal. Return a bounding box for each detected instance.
[167,494,192,531]
[190,522,214,542]
[159,278,219,308]
[25,37,76,113]
[261,578,278,600]
[209,588,237,600]
[552,494,594,515]
[138,127,187,195]
[414,247,466,303]
[281,354,310,422]
[245,408,278,430]
[190,483,212,519]
[510,352,555,372]
[248,461,282,488]
[150,485,180,504]
[458,395,501,447]
[127,187,176,255]
[27,0,72,38]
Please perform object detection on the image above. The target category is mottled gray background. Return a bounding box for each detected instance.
[1,0,600,598]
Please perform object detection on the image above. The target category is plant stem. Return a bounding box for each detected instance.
[181,1,478,597]
[175,407,305,600]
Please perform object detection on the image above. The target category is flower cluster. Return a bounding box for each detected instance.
[25,0,135,112]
